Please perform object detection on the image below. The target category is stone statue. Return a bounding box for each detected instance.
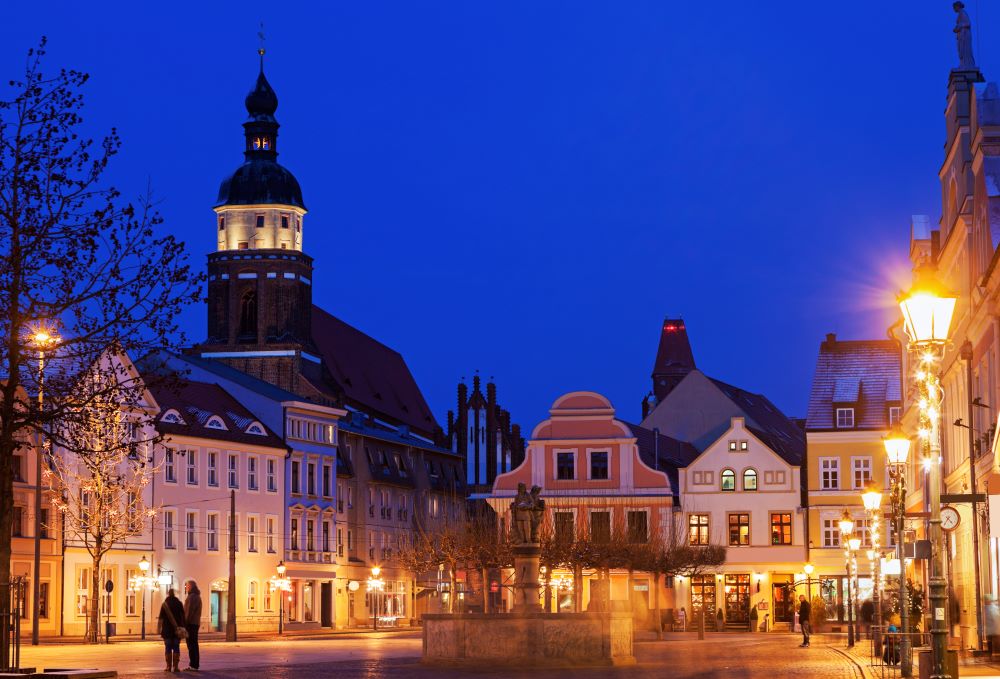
[510,482,545,544]
[954,2,976,69]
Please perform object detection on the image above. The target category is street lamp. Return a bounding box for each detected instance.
[269,561,291,635]
[137,555,151,640]
[804,563,815,603]
[898,264,957,679]
[862,484,884,642]
[29,326,58,646]
[367,566,385,632]
[884,425,913,676]
[839,510,857,647]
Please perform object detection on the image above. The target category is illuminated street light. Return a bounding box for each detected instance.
[367,566,385,632]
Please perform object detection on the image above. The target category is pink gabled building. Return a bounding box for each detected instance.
[484,391,693,619]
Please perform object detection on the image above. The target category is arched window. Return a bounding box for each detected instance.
[743,468,758,491]
[205,416,227,431]
[239,290,258,337]
[721,469,736,492]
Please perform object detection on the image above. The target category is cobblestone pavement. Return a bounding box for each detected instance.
[18,633,870,679]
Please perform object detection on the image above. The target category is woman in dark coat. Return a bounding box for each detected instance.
[158,588,186,672]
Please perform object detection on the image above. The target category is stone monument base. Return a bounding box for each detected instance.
[422,611,635,667]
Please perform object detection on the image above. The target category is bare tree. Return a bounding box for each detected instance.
[44,357,160,643]
[0,39,201,629]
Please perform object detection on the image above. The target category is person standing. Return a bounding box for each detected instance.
[798,595,812,647]
[678,606,687,632]
[158,588,186,672]
[183,580,203,671]
[860,599,875,639]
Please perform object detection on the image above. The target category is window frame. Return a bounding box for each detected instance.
[742,468,758,491]
[720,468,736,492]
[688,513,710,546]
[588,450,610,481]
[728,512,750,546]
[836,407,855,429]
[770,512,793,545]
[555,451,575,481]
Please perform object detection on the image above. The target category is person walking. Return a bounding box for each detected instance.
[158,588,186,673]
[183,580,203,671]
[798,595,812,647]
[860,598,875,639]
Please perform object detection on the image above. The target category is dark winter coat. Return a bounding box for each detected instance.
[184,589,202,625]
[798,599,811,622]
[159,595,186,639]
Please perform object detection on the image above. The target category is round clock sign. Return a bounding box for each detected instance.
[940,505,960,531]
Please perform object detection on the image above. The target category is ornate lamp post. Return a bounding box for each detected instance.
[839,510,857,647]
[269,561,291,635]
[898,264,957,679]
[862,485,884,641]
[884,425,912,676]
[29,326,58,646]
[367,566,385,632]
[137,555,151,640]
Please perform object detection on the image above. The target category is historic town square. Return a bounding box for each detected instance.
[8,2,1000,678]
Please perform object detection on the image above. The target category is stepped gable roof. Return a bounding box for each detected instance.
[147,377,285,449]
[806,335,902,431]
[310,305,438,438]
[707,377,806,465]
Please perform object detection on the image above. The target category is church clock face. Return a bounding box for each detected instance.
[940,506,960,531]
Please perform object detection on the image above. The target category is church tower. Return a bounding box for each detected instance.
[201,50,316,392]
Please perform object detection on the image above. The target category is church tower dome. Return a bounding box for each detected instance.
[201,48,316,392]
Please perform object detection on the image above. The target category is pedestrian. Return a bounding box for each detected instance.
[183,580,203,671]
[860,599,875,639]
[716,607,724,630]
[158,587,187,673]
[798,595,811,647]
[678,606,687,632]
[985,595,1000,658]
[882,622,900,665]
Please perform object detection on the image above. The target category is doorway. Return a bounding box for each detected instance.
[321,582,333,627]
[724,574,750,624]
[772,582,793,623]
[210,591,223,632]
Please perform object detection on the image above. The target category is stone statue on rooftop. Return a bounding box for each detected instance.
[511,483,545,544]
[954,2,976,69]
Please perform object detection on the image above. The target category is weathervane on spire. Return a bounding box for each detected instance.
[257,21,266,69]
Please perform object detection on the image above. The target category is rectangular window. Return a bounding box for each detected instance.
[852,457,872,489]
[165,450,176,483]
[822,518,840,548]
[186,511,197,550]
[248,516,258,552]
[338,528,345,557]
[290,518,299,551]
[247,456,258,491]
[38,581,49,619]
[266,516,276,553]
[820,458,839,490]
[307,463,316,495]
[39,508,49,539]
[208,452,218,487]
[100,567,114,617]
[554,512,575,543]
[857,517,872,548]
[12,506,22,537]
[323,521,331,552]
[770,512,792,545]
[281,215,289,229]
[247,581,258,612]
[590,511,611,544]
[255,214,265,228]
[207,513,219,551]
[307,520,315,551]
[164,511,176,549]
[186,450,198,485]
[322,465,332,497]
[590,451,609,480]
[728,513,750,546]
[689,513,710,546]
[627,510,648,543]
[836,407,855,428]
[218,216,225,231]
[556,452,575,480]
[291,461,300,494]
[889,406,901,425]
[267,459,277,492]
[228,454,239,489]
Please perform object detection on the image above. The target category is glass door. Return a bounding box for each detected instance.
[724,574,750,624]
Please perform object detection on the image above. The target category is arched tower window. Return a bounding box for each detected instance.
[743,468,757,491]
[239,289,258,337]
[721,469,736,492]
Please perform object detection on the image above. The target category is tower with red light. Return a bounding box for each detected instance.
[643,318,696,417]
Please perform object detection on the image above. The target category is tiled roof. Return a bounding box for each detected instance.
[707,378,806,465]
[146,378,286,449]
[311,306,438,438]
[806,335,902,431]
[624,421,700,500]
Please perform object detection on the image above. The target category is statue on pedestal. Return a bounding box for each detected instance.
[954,2,976,69]
[511,483,545,544]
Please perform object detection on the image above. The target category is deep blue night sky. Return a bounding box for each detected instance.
[4,3,996,431]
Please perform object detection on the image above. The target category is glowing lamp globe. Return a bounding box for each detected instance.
[838,510,854,535]
[276,560,286,576]
[138,555,150,573]
[899,265,956,346]
[862,486,883,512]
[883,427,911,466]
[803,563,814,576]
[848,536,862,551]
[371,566,381,578]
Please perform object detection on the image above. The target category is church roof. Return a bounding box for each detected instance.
[216,159,305,209]
[805,334,902,431]
[310,305,439,438]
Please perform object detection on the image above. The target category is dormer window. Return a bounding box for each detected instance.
[836,408,855,429]
[206,416,227,431]
[246,422,265,436]
[161,409,185,425]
